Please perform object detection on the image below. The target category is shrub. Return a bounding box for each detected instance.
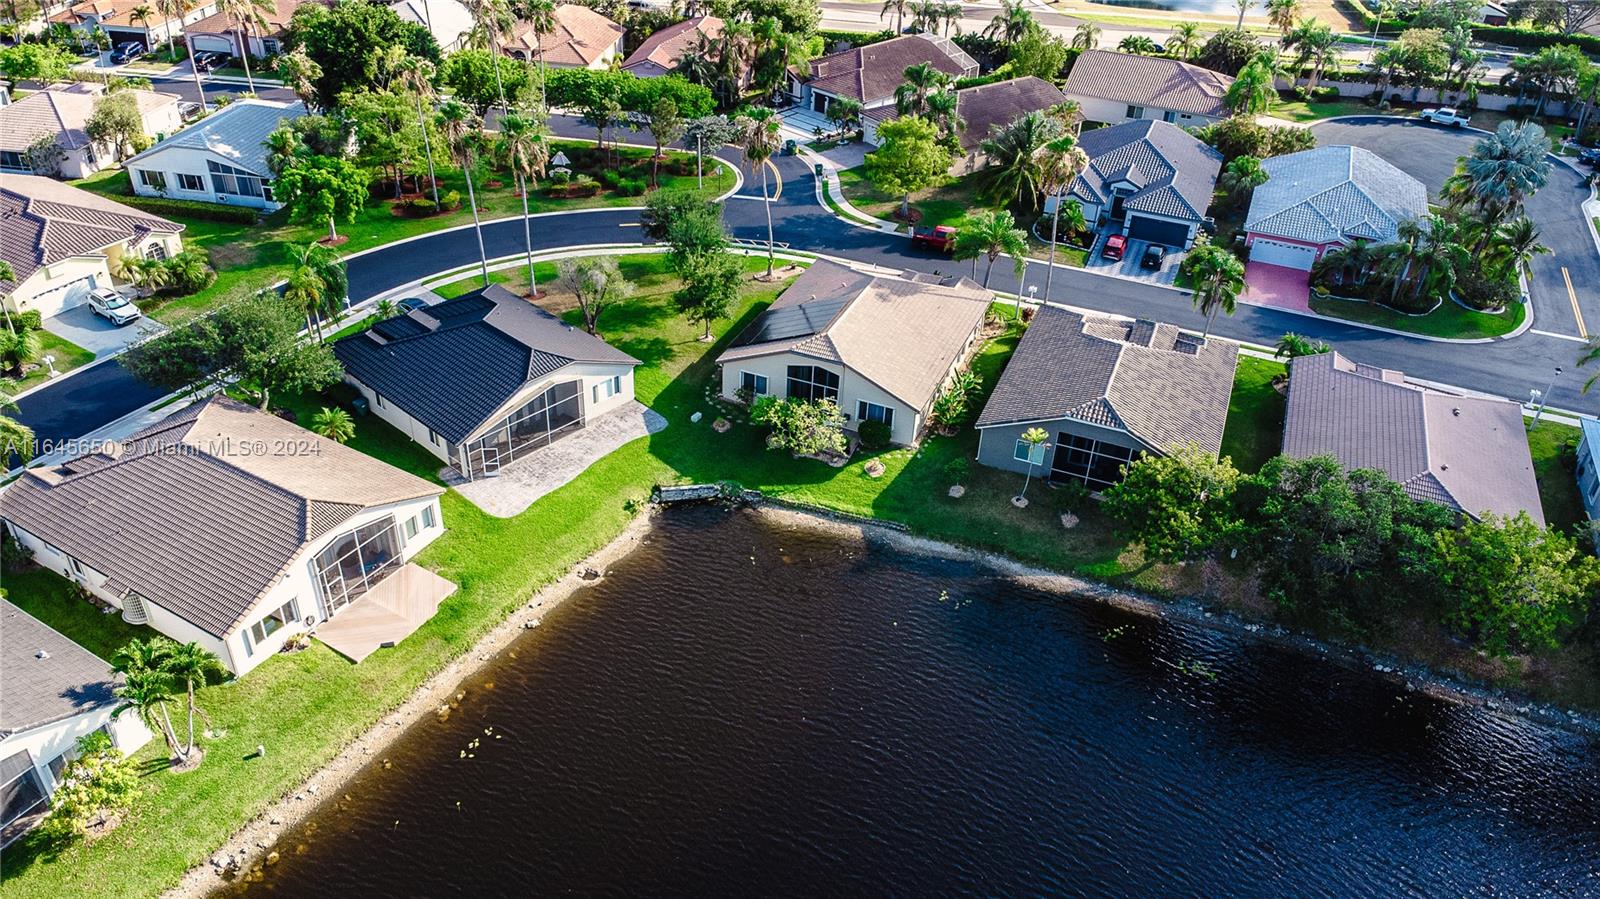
[857,419,891,450]
[440,189,461,209]
[751,396,848,458]
[409,197,437,214]
[817,29,893,51]
[596,169,621,189]
[615,177,647,197]
[943,455,970,485]
[16,310,43,331]
[1453,269,1519,311]
[114,195,259,224]
[39,732,141,844]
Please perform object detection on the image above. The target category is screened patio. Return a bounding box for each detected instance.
[458,379,584,479]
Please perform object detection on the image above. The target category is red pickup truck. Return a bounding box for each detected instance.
[911,225,957,253]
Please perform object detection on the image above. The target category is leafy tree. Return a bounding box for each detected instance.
[25,134,67,177]
[341,88,422,198]
[1181,239,1246,338]
[953,209,1027,291]
[220,293,343,409]
[624,73,715,119]
[122,315,224,396]
[738,107,783,278]
[0,42,75,81]
[1102,443,1243,563]
[864,115,951,220]
[274,153,368,243]
[741,0,822,37]
[312,406,356,443]
[1191,116,1315,162]
[751,396,848,457]
[1431,512,1600,656]
[1195,28,1262,75]
[643,189,716,241]
[162,642,225,758]
[441,48,529,116]
[39,732,141,843]
[976,110,1061,209]
[84,92,147,162]
[683,114,740,188]
[665,203,730,275]
[674,251,744,339]
[1008,25,1071,82]
[286,0,440,109]
[462,0,513,111]
[645,97,685,188]
[558,255,634,335]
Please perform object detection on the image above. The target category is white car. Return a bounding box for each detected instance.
[87,287,142,326]
[1418,107,1471,128]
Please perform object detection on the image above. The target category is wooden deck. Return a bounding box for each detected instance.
[315,563,457,663]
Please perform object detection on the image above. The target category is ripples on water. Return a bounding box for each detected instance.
[240,506,1600,897]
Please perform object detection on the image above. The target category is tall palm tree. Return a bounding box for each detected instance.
[909,0,939,33]
[895,62,950,117]
[275,48,321,111]
[398,56,441,205]
[1283,19,1336,93]
[154,0,184,56]
[216,0,273,94]
[0,381,35,464]
[439,99,492,287]
[285,241,347,340]
[954,209,1028,295]
[940,2,963,36]
[465,0,513,112]
[1494,216,1550,276]
[498,112,550,296]
[1233,0,1251,30]
[1071,22,1100,51]
[1461,121,1553,256]
[526,0,557,104]
[129,5,154,42]
[115,668,185,762]
[984,0,1032,42]
[1225,58,1277,117]
[1033,135,1088,301]
[739,108,783,279]
[163,642,225,758]
[976,110,1061,209]
[1266,0,1300,36]
[881,0,910,34]
[0,260,15,332]
[1380,217,1428,306]
[1168,22,1203,60]
[1045,99,1082,136]
[924,89,963,144]
[1182,241,1245,338]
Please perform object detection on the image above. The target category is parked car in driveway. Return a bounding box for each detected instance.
[193,52,223,73]
[1101,234,1127,261]
[1579,147,1600,167]
[87,288,142,326]
[110,42,144,64]
[179,101,203,121]
[1140,244,1168,271]
[1418,107,1471,127]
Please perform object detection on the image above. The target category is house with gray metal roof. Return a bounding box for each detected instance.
[0,599,151,846]
[1243,145,1428,271]
[0,395,451,674]
[124,99,306,211]
[335,284,640,481]
[1282,351,1543,523]
[974,306,1238,490]
[716,260,991,447]
[1061,49,1234,127]
[1047,119,1223,250]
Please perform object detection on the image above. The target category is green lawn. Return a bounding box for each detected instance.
[70,142,733,327]
[1221,355,1287,474]
[1526,419,1585,537]
[7,330,97,392]
[1309,294,1526,340]
[836,165,989,230]
[1267,97,1377,123]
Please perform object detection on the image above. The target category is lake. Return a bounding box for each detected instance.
[235,505,1600,897]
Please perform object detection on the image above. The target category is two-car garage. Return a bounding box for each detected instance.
[27,274,98,318]
[1126,215,1193,249]
[1247,236,1320,270]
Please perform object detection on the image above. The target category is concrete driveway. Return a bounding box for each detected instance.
[1082,231,1184,287]
[43,303,166,358]
[1310,118,1598,339]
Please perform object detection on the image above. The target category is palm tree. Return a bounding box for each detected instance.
[1181,241,1245,338]
[739,108,782,279]
[909,0,940,33]
[924,89,963,144]
[940,2,963,36]
[312,406,356,443]
[1379,217,1428,306]
[284,241,347,340]
[1014,427,1049,504]
[1118,35,1161,56]
[526,0,557,104]
[154,0,184,57]
[216,0,273,94]
[1266,0,1300,35]
[1071,22,1100,51]
[464,0,513,112]
[1274,331,1328,360]
[1493,216,1550,276]
[498,111,550,297]
[0,381,35,464]
[114,668,184,762]
[881,0,910,34]
[275,48,321,111]
[984,0,1032,42]
[1033,135,1088,301]
[1225,59,1277,117]
[0,327,40,378]
[398,56,441,205]
[826,97,863,134]
[976,110,1060,209]
[1233,0,1251,30]
[0,259,15,332]
[129,5,154,42]
[163,642,224,758]
[1283,19,1336,93]
[1461,121,1553,256]
[895,62,950,117]
[1219,154,1269,207]
[439,100,492,287]
[954,209,1028,295]
[1168,23,1203,60]
[1045,99,1082,136]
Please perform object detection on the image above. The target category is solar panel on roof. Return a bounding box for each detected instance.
[732,298,849,347]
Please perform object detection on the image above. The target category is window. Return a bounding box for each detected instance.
[1162,110,1177,123]
[208,159,265,198]
[144,242,168,262]
[740,371,769,397]
[404,515,420,539]
[426,427,438,445]
[247,598,300,651]
[422,504,436,529]
[1126,105,1145,119]
[137,168,166,191]
[0,150,24,170]
[592,374,622,404]
[0,752,47,829]
[177,172,204,191]
[1050,433,1140,491]
[375,392,386,408]
[1013,438,1047,466]
[856,400,894,428]
[314,517,402,614]
[786,365,839,403]
[67,556,85,578]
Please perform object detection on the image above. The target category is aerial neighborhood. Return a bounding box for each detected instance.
[1,0,1600,891]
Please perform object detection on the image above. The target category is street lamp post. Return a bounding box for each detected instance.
[1532,366,1563,423]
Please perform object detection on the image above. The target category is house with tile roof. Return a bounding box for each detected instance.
[390,0,473,53]
[974,306,1238,490]
[0,81,183,179]
[0,599,151,847]
[124,99,306,211]
[184,0,307,60]
[0,174,184,319]
[716,261,991,447]
[1281,351,1543,524]
[50,0,218,53]
[504,4,624,70]
[862,76,1067,175]
[334,284,641,480]
[1061,49,1234,127]
[0,396,452,674]
[1046,119,1223,250]
[622,15,726,78]
[1243,145,1428,271]
[790,34,977,116]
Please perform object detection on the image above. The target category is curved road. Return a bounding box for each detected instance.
[17,116,1600,450]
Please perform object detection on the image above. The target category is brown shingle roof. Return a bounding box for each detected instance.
[718,261,991,410]
[0,599,121,737]
[975,306,1238,456]
[0,174,182,293]
[506,4,623,67]
[52,0,183,28]
[805,35,977,105]
[1281,351,1544,524]
[0,397,444,637]
[1062,49,1233,119]
[621,15,722,74]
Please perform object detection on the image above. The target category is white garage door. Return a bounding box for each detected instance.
[1249,238,1319,270]
[189,35,235,55]
[28,274,96,318]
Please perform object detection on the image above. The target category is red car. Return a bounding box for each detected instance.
[1101,234,1127,261]
[911,225,958,254]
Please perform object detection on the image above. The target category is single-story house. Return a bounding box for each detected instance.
[0,599,152,846]
[1243,145,1428,271]
[0,81,183,179]
[504,4,624,70]
[975,307,1238,490]
[124,99,305,211]
[1061,49,1233,127]
[791,34,977,115]
[0,396,452,675]
[1576,418,1600,539]
[716,261,991,447]
[50,0,218,52]
[1282,350,1544,524]
[863,76,1067,175]
[621,15,725,78]
[1046,119,1222,249]
[334,284,641,481]
[184,0,304,59]
[0,174,184,319]
[1479,2,1509,26]
[390,0,473,53]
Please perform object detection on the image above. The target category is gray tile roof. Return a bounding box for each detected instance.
[1281,351,1544,524]
[334,284,639,445]
[805,35,977,105]
[1067,119,1222,222]
[0,174,182,293]
[718,260,991,410]
[0,397,444,638]
[975,306,1238,456]
[1245,146,1428,246]
[125,99,305,177]
[1062,49,1233,119]
[0,599,119,738]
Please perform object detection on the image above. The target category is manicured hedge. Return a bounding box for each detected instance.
[817,29,894,50]
[113,195,260,224]
[1341,1,1600,55]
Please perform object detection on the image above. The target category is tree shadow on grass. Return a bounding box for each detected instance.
[613,336,675,370]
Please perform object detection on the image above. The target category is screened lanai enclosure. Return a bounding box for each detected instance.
[315,516,404,616]
[459,379,585,479]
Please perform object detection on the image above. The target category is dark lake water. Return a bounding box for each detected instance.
[237,505,1600,897]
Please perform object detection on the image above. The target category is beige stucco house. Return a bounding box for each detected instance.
[0,81,184,179]
[504,4,623,70]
